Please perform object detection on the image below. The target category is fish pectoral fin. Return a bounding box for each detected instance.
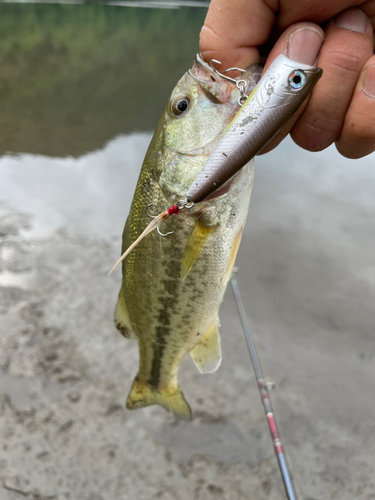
[114,289,137,340]
[126,377,192,420]
[181,221,217,281]
[189,319,222,374]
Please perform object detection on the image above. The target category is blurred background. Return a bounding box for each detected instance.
[0,3,375,499]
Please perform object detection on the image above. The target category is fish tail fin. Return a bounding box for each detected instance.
[126,377,192,420]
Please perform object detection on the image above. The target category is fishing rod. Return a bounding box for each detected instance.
[230,269,298,500]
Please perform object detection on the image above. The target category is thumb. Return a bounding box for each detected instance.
[199,0,276,70]
[258,22,324,154]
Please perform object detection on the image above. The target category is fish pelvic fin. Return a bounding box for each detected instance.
[114,289,137,339]
[126,377,192,420]
[189,319,222,374]
[181,221,217,281]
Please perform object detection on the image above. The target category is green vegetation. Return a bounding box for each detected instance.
[0,5,206,155]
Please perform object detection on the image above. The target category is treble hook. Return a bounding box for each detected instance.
[210,59,246,84]
[145,203,157,219]
[144,203,174,237]
[157,227,174,237]
[209,60,249,106]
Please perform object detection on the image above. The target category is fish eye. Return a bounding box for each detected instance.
[171,96,191,116]
[288,70,306,89]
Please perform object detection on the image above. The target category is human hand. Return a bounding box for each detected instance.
[200,1,375,158]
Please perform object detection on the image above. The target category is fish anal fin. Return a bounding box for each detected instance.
[114,289,137,339]
[190,319,221,374]
[126,377,192,420]
[181,221,217,281]
[225,228,243,283]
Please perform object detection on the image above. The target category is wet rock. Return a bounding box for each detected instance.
[42,326,62,339]
[0,205,31,236]
[0,223,18,237]
[44,350,59,362]
[0,286,29,312]
[25,420,38,432]
[36,451,51,462]
[0,352,10,370]
[106,404,123,415]
[66,389,81,403]
[60,419,74,432]
[207,484,224,496]
[22,442,32,452]
[0,393,11,411]
[319,466,347,487]
[2,241,33,273]
[4,426,15,439]
[39,408,54,423]
[261,479,272,494]
[1,159,375,500]
[3,476,29,496]
[57,372,81,383]
[21,406,36,417]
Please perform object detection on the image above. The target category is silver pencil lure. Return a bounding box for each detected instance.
[187,54,323,204]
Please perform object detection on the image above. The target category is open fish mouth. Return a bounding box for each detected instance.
[190,53,262,106]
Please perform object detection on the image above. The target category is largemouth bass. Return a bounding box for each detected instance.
[114,55,261,419]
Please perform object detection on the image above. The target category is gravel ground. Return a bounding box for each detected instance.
[0,136,375,499]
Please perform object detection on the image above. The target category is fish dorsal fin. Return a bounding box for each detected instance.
[189,319,222,374]
[181,221,217,281]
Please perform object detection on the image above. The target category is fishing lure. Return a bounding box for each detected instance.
[187,54,322,203]
[109,199,193,274]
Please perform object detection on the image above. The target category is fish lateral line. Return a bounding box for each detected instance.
[108,201,193,276]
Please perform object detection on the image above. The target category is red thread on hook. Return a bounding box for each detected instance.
[167,205,180,215]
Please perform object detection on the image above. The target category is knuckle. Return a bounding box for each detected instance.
[325,50,366,81]
[199,25,218,49]
[291,124,334,152]
[291,109,342,151]
[337,116,375,159]
[345,113,375,141]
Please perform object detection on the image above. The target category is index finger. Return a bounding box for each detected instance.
[199,0,276,69]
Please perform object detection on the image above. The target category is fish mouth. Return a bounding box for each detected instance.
[190,53,262,105]
[172,137,223,157]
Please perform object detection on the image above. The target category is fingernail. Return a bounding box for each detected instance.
[363,65,375,98]
[287,27,324,65]
[335,8,368,34]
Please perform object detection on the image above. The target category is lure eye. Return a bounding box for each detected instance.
[171,96,191,116]
[288,70,306,89]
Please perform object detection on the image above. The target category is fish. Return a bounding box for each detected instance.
[114,54,262,419]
